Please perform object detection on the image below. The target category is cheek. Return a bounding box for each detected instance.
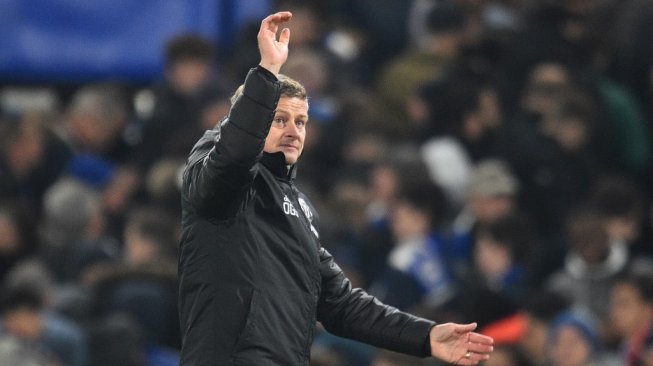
[263,138,275,152]
[298,130,307,147]
[264,127,283,150]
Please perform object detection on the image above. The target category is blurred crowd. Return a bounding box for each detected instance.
[1,0,653,365]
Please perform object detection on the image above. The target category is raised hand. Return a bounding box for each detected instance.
[257,11,292,75]
[429,323,494,365]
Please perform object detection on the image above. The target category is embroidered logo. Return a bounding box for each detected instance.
[298,197,319,239]
[282,195,299,217]
[298,198,313,222]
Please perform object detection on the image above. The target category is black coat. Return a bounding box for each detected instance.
[178,66,434,365]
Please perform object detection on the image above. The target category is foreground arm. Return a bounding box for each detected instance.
[316,247,433,356]
[317,248,493,364]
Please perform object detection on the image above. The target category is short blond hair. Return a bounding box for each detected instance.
[230,73,307,105]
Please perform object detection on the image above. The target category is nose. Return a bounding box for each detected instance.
[283,120,300,138]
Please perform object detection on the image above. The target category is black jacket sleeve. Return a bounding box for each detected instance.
[316,247,436,357]
[183,66,281,217]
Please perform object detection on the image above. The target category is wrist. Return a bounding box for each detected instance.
[258,62,281,76]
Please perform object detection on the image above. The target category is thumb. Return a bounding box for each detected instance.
[454,322,478,334]
[279,28,290,45]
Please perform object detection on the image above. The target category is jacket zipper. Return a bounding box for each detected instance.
[287,180,321,360]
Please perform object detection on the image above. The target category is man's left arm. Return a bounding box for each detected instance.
[316,248,494,364]
[316,247,435,357]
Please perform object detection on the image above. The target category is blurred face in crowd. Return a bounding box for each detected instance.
[0,213,20,255]
[477,88,502,129]
[470,194,514,224]
[520,315,549,363]
[2,307,42,340]
[391,201,430,242]
[610,282,653,338]
[124,230,158,265]
[282,5,319,47]
[69,110,125,153]
[426,31,464,59]
[167,58,211,96]
[371,166,399,204]
[264,96,308,165]
[606,216,640,243]
[474,233,512,280]
[546,117,588,152]
[5,116,44,178]
[522,63,570,117]
[201,98,231,130]
[548,325,592,366]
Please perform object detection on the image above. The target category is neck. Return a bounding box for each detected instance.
[261,152,296,180]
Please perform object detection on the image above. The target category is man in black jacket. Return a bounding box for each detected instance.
[178,11,494,366]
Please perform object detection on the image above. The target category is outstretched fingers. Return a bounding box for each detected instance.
[278,28,290,46]
[455,332,493,365]
[261,11,292,32]
[467,342,493,356]
[469,332,494,346]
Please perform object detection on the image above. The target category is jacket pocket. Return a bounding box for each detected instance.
[230,287,315,365]
[231,288,259,356]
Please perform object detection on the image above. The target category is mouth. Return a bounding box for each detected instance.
[280,144,298,151]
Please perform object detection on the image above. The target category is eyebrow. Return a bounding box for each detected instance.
[274,109,309,120]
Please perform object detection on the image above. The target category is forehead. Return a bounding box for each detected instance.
[276,97,309,116]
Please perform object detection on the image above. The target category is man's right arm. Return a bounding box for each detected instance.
[182,11,292,218]
[182,66,280,217]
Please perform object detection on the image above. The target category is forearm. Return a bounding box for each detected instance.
[183,66,280,214]
[317,249,435,356]
[218,65,280,162]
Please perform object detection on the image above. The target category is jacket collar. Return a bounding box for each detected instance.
[261,152,297,181]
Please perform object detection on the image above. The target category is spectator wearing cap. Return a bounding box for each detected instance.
[58,84,130,163]
[547,311,604,366]
[519,290,570,366]
[449,158,520,269]
[38,176,121,282]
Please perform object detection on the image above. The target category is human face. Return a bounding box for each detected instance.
[610,282,652,337]
[3,307,43,340]
[390,201,430,242]
[167,59,210,96]
[549,326,592,366]
[474,234,511,280]
[264,96,309,165]
[520,316,548,362]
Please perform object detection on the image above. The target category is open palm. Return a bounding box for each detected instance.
[430,323,494,365]
[257,11,292,75]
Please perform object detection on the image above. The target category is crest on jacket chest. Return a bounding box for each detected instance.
[280,194,319,239]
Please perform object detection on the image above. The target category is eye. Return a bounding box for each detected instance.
[295,120,306,128]
[273,116,285,125]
